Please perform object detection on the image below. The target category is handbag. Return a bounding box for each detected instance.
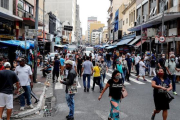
[165,92,174,103]
[13,83,25,96]
[121,86,128,99]
[67,78,78,94]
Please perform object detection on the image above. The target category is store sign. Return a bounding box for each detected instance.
[25,29,42,37]
[0,35,14,39]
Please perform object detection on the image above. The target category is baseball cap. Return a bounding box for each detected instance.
[65,60,73,66]
[18,58,25,62]
[4,62,11,68]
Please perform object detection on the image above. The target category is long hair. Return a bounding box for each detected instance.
[111,70,120,80]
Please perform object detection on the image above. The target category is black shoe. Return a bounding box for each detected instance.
[34,99,39,104]
[87,88,89,92]
[66,115,69,119]
[67,117,74,120]
[91,88,94,91]
[151,114,155,120]
[84,88,86,92]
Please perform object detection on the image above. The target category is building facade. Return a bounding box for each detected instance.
[102,27,108,44]
[87,16,97,43]
[91,28,103,45]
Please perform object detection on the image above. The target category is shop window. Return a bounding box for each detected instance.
[1,0,9,10]
[169,20,177,29]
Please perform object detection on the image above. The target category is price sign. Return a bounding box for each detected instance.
[159,36,166,43]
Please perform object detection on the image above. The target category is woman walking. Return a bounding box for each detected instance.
[98,70,123,120]
[136,58,147,81]
[151,68,172,120]
[92,63,103,92]
[121,55,129,83]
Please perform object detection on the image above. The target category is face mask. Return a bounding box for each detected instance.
[162,56,165,58]
[158,73,164,77]
[171,58,174,61]
[122,58,125,60]
[101,61,104,63]
[115,75,120,80]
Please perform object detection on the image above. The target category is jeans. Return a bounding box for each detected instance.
[169,75,176,92]
[19,85,32,107]
[122,68,127,83]
[92,77,102,90]
[83,74,91,89]
[127,66,131,81]
[77,66,82,76]
[145,63,150,74]
[101,73,106,88]
[135,63,139,75]
[107,60,111,68]
[104,56,106,62]
[66,94,75,118]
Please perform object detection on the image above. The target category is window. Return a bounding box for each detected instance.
[171,0,178,7]
[126,18,128,24]
[18,0,24,10]
[169,20,177,29]
[1,0,9,10]
[25,4,34,15]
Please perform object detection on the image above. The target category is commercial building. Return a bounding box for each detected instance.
[87,16,97,43]
[91,28,103,45]
[102,27,108,44]
[45,0,77,43]
[76,5,82,44]
[89,21,105,44]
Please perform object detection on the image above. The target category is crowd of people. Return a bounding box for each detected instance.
[0,48,180,120]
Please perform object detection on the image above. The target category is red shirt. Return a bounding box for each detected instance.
[0,66,4,70]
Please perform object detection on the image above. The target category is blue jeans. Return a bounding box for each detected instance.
[83,74,91,89]
[19,85,32,107]
[107,60,111,68]
[101,73,106,88]
[169,75,176,92]
[122,68,127,83]
[66,94,75,118]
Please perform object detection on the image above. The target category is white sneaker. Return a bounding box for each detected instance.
[28,104,34,109]
[20,107,25,111]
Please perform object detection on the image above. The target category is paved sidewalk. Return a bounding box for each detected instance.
[2,67,48,119]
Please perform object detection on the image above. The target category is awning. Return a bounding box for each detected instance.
[106,46,117,49]
[128,12,180,31]
[135,40,146,47]
[0,40,34,49]
[129,36,141,45]
[0,11,23,21]
[23,18,43,26]
[116,38,134,46]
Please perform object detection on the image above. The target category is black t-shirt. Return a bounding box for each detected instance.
[77,58,83,67]
[158,58,166,68]
[106,54,111,61]
[150,59,156,68]
[0,70,19,94]
[108,79,123,100]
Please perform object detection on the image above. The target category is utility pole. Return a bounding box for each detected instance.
[99,33,100,45]
[140,3,143,57]
[43,0,45,67]
[161,0,165,54]
[33,0,39,83]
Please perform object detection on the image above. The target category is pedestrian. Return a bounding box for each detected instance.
[136,58,147,81]
[0,59,4,70]
[113,51,117,70]
[165,54,180,95]
[76,55,83,78]
[106,52,111,69]
[98,70,123,120]
[121,55,129,83]
[60,60,77,120]
[103,52,107,62]
[69,55,77,74]
[15,58,34,110]
[0,62,20,120]
[41,61,52,77]
[150,56,156,77]
[92,62,103,92]
[134,54,141,76]
[52,56,60,83]
[125,53,133,81]
[81,57,93,92]
[60,55,65,76]
[151,68,172,120]
[99,59,108,88]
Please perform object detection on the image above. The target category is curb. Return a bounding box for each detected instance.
[11,85,47,119]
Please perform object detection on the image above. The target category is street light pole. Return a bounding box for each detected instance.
[140,3,143,57]
[33,0,39,83]
[43,0,45,67]
[161,0,165,54]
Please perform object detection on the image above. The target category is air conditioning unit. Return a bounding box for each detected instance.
[142,15,148,22]
[147,28,156,37]
[24,13,29,18]
[134,21,137,26]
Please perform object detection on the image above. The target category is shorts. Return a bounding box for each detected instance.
[139,70,145,76]
[0,93,13,109]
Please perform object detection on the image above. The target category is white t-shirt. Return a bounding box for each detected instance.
[95,54,98,59]
[139,61,145,71]
[15,65,32,86]
[135,56,141,65]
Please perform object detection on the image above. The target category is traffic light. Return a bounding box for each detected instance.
[64,25,73,31]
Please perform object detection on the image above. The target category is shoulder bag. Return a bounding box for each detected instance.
[165,92,174,103]
[121,86,128,99]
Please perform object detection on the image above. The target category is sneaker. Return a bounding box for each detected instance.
[87,88,89,92]
[173,92,178,95]
[66,115,69,118]
[91,88,94,91]
[67,117,74,120]
[20,107,25,111]
[84,88,86,92]
[136,78,139,81]
[28,104,34,109]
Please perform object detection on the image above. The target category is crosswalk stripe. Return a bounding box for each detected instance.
[106,72,112,77]
[108,69,113,73]
[131,73,152,83]
[129,77,145,84]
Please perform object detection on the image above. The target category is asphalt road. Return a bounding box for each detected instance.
[38,69,180,120]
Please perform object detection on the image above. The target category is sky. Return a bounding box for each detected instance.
[77,0,109,35]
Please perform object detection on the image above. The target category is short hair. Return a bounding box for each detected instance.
[86,56,89,60]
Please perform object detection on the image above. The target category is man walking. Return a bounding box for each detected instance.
[0,62,20,120]
[81,57,93,92]
[106,52,111,68]
[15,58,34,110]
[53,56,60,83]
[134,54,141,76]
[60,60,77,120]
[126,53,133,81]
[99,59,108,88]
[165,54,180,95]
[76,55,83,78]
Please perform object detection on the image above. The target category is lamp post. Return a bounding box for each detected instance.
[43,0,45,67]
[161,0,165,54]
